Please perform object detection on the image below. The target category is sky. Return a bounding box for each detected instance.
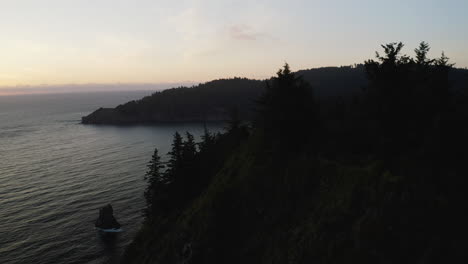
[0,0,467,94]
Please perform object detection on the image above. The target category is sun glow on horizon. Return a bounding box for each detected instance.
[1,0,467,92]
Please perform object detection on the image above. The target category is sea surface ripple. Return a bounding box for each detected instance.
[0,92,220,264]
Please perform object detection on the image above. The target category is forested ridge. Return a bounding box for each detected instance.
[82,65,467,125]
[121,42,468,264]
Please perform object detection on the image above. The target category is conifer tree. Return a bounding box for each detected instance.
[143,148,165,216]
[199,124,215,152]
[364,42,453,159]
[415,41,433,65]
[432,52,454,111]
[166,132,183,177]
[225,108,241,133]
[257,63,317,153]
[182,132,197,161]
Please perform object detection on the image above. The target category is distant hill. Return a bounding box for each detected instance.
[297,65,367,97]
[81,66,468,125]
[82,78,263,124]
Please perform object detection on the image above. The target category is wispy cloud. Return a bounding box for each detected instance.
[228,24,265,41]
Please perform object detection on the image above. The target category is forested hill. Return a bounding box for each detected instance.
[121,43,468,263]
[81,78,263,124]
[80,66,367,124]
[82,66,468,125]
[296,65,367,97]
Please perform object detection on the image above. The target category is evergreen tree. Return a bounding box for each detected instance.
[199,124,215,152]
[435,52,453,67]
[414,41,433,65]
[143,148,165,216]
[432,52,454,112]
[182,132,197,161]
[257,63,317,154]
[165,132,200,206]
[364,42,453,159]
[225,107,241,133]
[166,132,183,178]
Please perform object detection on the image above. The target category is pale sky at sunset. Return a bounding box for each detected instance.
[1,0,467,92]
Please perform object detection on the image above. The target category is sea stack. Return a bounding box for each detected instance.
[95,204,121,230]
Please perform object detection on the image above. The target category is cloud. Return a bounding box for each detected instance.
[228,24,264,41]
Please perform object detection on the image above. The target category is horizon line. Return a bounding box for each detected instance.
[0,64,370,89]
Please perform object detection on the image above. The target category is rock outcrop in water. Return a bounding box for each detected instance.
[95,204,121,229]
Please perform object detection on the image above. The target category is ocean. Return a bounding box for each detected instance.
[0,91,222,264]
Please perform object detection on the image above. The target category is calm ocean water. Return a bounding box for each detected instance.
[0,91,222,264]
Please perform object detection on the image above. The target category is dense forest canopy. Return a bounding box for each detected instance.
[122,42,468,264]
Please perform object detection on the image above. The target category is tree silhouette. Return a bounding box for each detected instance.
[365,41,454,159]
[414,41,433,65]
[199,124,215,152]
[257,63,317,154]
[182,132,197,162]
[143,148,165,216]
[225,107,242,133]
[374,42,405,64]
[166,132,183,179]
